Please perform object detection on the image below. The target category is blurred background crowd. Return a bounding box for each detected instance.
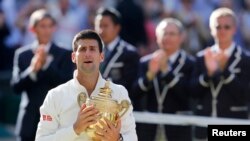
[1,0,250,141]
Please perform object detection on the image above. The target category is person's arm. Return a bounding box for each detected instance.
[11,49,38,93]
[118,86,138,141]
[133,57,154,93]
[35,90,79,141]
[116,50,140,93]
[120,109,137,141]
[36,88,100,141]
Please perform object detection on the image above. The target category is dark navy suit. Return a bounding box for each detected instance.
[100,39,139,102]
[133,50,195,141]
[11,42,74,141]
[190,45,250,139]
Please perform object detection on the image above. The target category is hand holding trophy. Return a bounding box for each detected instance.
[77,80,130,141]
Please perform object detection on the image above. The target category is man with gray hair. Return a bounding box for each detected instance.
[191,7,250,140]
[11,9,74,141]
[133,17,194,141]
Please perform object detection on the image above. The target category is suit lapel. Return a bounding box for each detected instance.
[226,45,242,73]
[100,42,119,74]
[48,43,57,55]
[171,52,182,71]
[102,40,124,78]
[102,43,118,67]
[224,45,237,71]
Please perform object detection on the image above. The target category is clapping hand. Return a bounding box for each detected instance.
[147,49,168,80]
[30,44,48,72]
[204,48,229,76]
[204,48,219,76]
[215,50,229,71]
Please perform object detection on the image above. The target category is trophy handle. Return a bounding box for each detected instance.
[118,100,130,117]
[77,92,87,107]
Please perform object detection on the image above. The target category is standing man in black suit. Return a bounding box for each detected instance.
[11,9,74,141]
[94,7,140,103]
[133,18,194,141]
[191,7,250,141]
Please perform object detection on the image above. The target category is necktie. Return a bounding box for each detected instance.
[104,47,111,59]
[167,60,172,72]
[168,60,172,66]
[100,46,110,73]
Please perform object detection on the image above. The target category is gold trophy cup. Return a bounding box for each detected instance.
[77,80,130,140]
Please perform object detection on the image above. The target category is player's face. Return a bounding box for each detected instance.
[72,39,104,74]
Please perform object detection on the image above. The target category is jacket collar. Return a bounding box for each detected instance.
[169,50,180,65]
[106,36,120,52]
[211,42,235,57]
[72,71,106,97]
[31,40,52,53]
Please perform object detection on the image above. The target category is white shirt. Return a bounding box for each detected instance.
[106,36,120,52]
[35,74,137,141]
[161,50,180,75]
[168,50,180,65]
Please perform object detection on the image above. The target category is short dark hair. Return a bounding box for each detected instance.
[29,9,56,28]
[96,7,121,25]
[72,30,103,52]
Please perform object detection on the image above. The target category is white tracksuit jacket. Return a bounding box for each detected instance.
[35,74,137,141]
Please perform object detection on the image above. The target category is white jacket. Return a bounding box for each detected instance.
[35,74,137,141]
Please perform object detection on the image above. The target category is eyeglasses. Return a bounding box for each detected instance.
[215,25,232,30]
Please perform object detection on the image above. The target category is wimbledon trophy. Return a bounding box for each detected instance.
[77,80,130,140]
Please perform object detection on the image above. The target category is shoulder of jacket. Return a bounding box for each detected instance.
[184,52,196,63]
[196,49,206,57]
[140,53,153,63]
[54,42,72,51]
[110,81,127,92]
[15,45,32,55]
[120,40,137,52]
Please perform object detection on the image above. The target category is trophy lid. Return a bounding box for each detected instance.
[98,80,112,98]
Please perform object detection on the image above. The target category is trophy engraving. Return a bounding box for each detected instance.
[77,80,130,140]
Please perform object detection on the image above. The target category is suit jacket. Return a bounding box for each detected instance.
[100,39,139,100]
[190,45,250,138]
[133,50,194,141]
[11,42,74,138]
